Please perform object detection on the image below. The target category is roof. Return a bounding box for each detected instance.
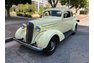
[44,6,71,12]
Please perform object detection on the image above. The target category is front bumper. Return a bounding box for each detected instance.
[13,38,44,51]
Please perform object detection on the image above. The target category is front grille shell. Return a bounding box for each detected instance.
[26,22,34,44]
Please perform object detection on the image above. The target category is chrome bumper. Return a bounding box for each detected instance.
[13,38,43,51]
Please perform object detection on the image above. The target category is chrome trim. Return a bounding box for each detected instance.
[13,38,43,51]
[26,22,34,44]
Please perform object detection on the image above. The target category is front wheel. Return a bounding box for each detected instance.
[43,36,58,55]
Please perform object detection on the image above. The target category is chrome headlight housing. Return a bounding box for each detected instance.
[35,26,41,32]
[22,24,26,29]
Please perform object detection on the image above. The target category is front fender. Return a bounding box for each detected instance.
[15,27,26,41]
[35,30,65,48]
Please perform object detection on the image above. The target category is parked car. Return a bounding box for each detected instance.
[14,6,79,55]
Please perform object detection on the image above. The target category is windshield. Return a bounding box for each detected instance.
[43,10,62,17]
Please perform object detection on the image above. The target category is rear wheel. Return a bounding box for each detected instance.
[43,36,59,55]
[72,24,77,35]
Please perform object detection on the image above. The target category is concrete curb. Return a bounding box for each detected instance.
[5,37,14,43]
[5,16,34,20]
[12,16,32,19]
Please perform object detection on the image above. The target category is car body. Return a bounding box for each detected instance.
[14,6,78,55]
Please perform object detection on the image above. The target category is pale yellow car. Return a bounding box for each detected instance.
[14,7,79,55]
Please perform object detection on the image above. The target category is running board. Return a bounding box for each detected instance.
[63,30,73,38]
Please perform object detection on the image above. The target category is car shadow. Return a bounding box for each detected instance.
[18,45,49,57]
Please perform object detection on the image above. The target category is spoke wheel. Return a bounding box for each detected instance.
[43,36,59,55]
[48,41,56,52]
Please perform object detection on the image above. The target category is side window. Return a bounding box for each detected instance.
[43,11,49,16]
[63,11,71,18]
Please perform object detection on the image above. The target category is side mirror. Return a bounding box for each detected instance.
[77,20,80,22]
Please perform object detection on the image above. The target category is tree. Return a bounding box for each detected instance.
[10,5,16,12]
[18,4,24,12]
[39,5,44,14]
[48,0,59,8]
[45,4,50,9]
[5,0,31,16]
[60,0,88,13]
[31,3,37,14]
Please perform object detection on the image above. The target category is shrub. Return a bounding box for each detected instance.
[17,12,25,16]
[39,5,44,15]
[10,5,16,12]
[16,3,37,17]
[31,3,37,14]
[45,4,50,10]
[25,12,32,17]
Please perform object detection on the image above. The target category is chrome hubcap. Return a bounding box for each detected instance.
[50,41,55,51]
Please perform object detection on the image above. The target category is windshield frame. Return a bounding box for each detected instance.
[43,10,62,17]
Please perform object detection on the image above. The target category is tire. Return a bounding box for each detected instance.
[72,24,77,35]
[43,36,58,55]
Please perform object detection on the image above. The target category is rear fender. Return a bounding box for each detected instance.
[72,21,78,31]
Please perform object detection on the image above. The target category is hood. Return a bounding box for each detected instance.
[29,16,61,26]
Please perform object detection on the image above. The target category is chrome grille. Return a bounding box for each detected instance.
[26,22,34,44]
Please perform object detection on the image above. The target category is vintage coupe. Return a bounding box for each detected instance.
[14,7,79,55]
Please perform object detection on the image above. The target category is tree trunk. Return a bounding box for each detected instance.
[69,5,74,9]
[6,8,10,17]
[76,9,78,13]
[48,0,58,8]
[75,8,79,16]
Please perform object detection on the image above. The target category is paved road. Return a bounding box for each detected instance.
[5,26,89,63]
[5,17,33,38]
[78,15,89,26]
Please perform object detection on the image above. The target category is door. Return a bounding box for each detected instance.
[59,11,74,33]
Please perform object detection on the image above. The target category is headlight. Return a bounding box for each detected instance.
[22,24,26,29]
[35,26,41,32]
